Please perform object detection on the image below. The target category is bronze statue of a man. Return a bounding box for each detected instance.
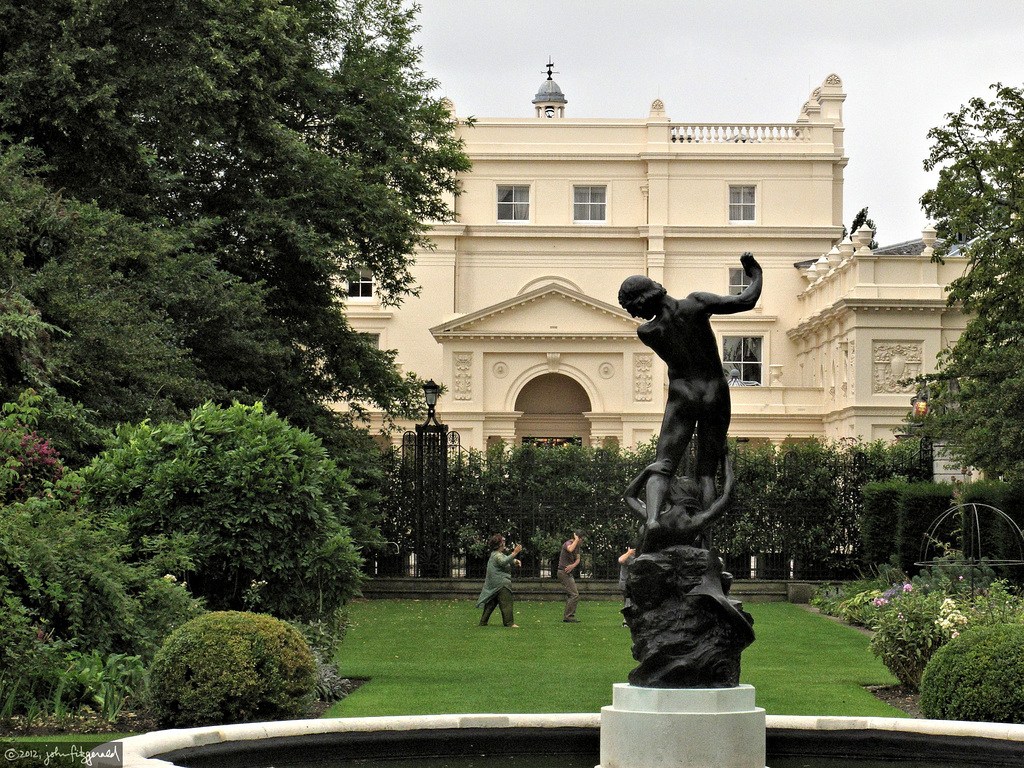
[618,252,762,529]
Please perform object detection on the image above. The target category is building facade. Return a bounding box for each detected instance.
[344,72,966,449]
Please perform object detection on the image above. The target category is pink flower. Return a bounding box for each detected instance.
[902,583,913,593]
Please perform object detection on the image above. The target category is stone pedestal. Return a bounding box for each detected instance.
[598,684,765,768]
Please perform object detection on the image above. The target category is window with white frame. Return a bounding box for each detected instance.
[573,185,606,222]
[497,185,530,221]
[728,267,753,296]
[361,332,380,349]
[348,268,374,299]
[722,336,762,385]
[729,185,756,222]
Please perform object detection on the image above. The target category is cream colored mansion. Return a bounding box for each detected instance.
[344,71,967,450]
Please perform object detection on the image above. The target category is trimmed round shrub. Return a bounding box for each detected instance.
[920,624,1024,723]
[150,611,315,727]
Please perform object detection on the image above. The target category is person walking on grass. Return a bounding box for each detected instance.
[557,530,584,623]
[476,534,522,627]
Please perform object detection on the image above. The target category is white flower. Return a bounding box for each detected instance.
[936,597,968,631]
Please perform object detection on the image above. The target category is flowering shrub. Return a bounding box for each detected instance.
[868,578,1024,691]
[811,563,907,628]
[836,589,883,627]
[870,585,946,689]
[1,393,66,504]
[1,429,64,501]
[953,580,1024,633]
[456,525,490,558]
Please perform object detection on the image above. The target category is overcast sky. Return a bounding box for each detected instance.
[414,0,1024,247]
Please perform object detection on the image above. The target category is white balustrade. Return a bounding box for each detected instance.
[669,123,809,144]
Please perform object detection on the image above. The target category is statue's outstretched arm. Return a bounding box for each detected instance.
[690,252,763,315]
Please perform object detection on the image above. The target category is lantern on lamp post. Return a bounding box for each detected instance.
[905,387,935,480]
[422,379,441,424]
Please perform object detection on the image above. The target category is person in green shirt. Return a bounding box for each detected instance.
[476,534,522,627]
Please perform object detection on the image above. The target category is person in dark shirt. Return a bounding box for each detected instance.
[557,530,583,622]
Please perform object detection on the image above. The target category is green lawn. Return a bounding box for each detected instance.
[328,599,904,718]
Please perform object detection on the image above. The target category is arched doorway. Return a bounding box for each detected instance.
[514,373,592,446]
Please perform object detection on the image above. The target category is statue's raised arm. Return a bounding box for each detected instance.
[688,252,763,316]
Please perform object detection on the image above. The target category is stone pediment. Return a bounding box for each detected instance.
[430,284,640,340]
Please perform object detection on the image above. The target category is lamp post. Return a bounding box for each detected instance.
[407,380,450,577]
[906,388,934,480]
[422,379,441,424]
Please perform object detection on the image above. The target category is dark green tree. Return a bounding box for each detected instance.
[917,83,1024,482]
[0,0,469,438]
[0,142,280,460]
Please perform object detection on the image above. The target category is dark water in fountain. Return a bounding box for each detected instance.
[321,756,979,768]
[165,727,1017,768]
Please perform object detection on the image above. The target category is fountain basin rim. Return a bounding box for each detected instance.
[110,712,1024,767]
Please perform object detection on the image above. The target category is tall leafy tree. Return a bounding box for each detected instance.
[918,83,1024,481]
[0,142,281,458]
[0,0,468,439]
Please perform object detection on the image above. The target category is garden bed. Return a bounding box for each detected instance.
[0,680,368,738]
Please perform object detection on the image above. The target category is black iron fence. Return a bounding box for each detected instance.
[366,437,933,582]
[717,438,933,581]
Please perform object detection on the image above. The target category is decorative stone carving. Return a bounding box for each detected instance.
[547,352,560,371]
[599,362,615,379]
[825,73,842,87]
[454,352,472,400]
[634,353,653,401]
[848,340,856,396]
[872,342,922,393]
[492,361,509,379]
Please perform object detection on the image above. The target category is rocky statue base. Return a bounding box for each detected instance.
[598,684,766,768]
[623,545,755,688]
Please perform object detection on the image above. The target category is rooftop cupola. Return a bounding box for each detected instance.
[533,60,567,118]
